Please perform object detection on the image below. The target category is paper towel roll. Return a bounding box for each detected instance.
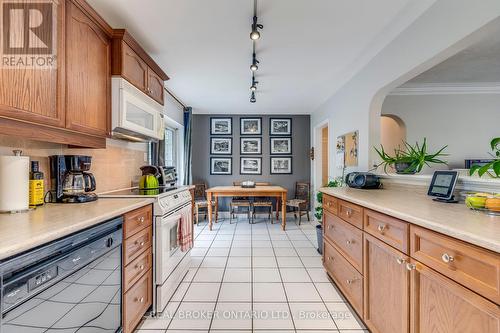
[0,154,30,212]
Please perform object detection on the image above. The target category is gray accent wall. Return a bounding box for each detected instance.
[192,114,311,211]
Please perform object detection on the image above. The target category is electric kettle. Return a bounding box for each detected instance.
[139,166,160,189]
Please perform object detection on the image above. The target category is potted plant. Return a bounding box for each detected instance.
[374,138,448,174]
[314,179,341,254]
[469,137,500,178]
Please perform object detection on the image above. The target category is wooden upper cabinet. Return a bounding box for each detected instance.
[121,43,148,92]
[147,67,164,104]
[65,0,111,137]
[410,260,499,333]
[0,0,65,127]
[364,233,410,333]
[112,29,168,105]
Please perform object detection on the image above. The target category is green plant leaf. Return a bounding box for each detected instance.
[469,164,482,176]
[493,161,500,177]
[478,162,495,177]
[490,137,500,151]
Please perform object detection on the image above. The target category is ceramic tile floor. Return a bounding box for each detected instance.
[136,215,369,333]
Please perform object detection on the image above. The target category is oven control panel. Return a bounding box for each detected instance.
[158,190,192,213]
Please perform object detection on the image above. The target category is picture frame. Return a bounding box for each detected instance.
[210,157,232,175]
[210,137,232,155]
[240,157,262,175]
[240,117,262,135]
[240,137,262,155]
[270,118,292,136]
[270,157,292,174]
[210,117,232,135]
[270,137,292,155]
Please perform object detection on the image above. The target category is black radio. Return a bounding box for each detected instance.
[346,172,381,189]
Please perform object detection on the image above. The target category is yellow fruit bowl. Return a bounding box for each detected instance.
[462,192,500,216]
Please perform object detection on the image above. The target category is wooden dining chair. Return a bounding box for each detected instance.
[193,183,217,224]
[286,182,311,225]
[230,181,252,224]
[252,182,274,223]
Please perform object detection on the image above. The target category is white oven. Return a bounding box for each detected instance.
[154,201,192,313]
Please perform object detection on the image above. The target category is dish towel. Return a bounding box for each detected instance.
[178,210,193,252]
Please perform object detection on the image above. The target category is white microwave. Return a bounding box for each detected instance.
[111,77,164,141]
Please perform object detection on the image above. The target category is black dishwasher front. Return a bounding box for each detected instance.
[0,217,123,333]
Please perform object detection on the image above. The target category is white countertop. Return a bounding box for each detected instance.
[320,186,500,253]
[0,198,154,261]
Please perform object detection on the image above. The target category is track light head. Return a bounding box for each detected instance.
[250,30,260,40]
[250,85,257,92]
[250,16,262,40]
[250,63,258,71]
[250,92,256,103]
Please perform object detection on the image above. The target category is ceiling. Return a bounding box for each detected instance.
[405,23,500,85]
[89,0,425,114]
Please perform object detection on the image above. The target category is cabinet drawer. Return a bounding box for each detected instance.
[324,211,363,272]
[410,226,500,304]
[338,199,363,229]
[124,249,152,292]
[124,204,152,238]
[364,209,409,253]
[123,270,152,333]
[324,239,363,315]
[123,226,152,266]
[323,195,338,215]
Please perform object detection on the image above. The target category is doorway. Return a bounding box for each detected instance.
[313,121,329,194]
[321,126,329,186]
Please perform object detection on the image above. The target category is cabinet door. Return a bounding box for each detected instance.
[364,233,410,333]
[0,0,65,127]
[65,1,110,136]
[410,260,499,333]
[147,67,164,105]
[122,43,148,92]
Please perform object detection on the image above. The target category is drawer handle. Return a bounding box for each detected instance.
[135,241,145,247]
[346,278,358,285]
[406,263,416,271]
[377,224,386,233]
[135,297,145,303]
[396,258,406,265]
[327,225,333,230]
[136,264,145,271]
[327,256,333,261]
[345,208,353,217]
[346,240,353,245]
[138,216,145,224]
[441,253,454,263]
[327,202,332,207]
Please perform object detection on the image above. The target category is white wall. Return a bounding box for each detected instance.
[382,93,500,169]
[380,115,406,157]
[311,0,500,184]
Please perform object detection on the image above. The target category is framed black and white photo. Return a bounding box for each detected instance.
[270,157,292,174]
[270,137,292,155]
[210,117,232,135]
[210,157,232,175]
[240,157,262,175]
[240,117,262,135]
[270,118,292,135]
[210,137,232,155]
[240,137,262,155]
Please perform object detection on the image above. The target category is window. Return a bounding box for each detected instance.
[164,127,177,167]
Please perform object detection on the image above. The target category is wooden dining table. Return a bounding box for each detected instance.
[206,186,288,231]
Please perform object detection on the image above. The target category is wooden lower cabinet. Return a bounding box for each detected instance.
[364,233,410,333]
[410,260,499,333]
[123,270,152,333]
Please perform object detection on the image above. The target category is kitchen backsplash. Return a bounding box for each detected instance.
[0,135,148,193]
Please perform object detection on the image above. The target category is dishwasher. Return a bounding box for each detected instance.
[0,217,123,333]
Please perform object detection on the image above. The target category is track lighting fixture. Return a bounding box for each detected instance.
[248,0,261,104]
[250,15,263,40]
[250,55,259,71]
[250,75,258,91]
[250,92,256,103]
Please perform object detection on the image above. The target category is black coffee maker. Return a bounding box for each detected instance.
[49,155,98,203]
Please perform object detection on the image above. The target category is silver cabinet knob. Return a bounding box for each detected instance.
[138,216,145,223]
[327,201,332,207]
[136,297,144,303]
[327,225,333,230]
[396,258,406,265]
[346,208,353,217]
[346,240,353,245]
[327,256,333,261]
[377,224,386,233]
[346,278,358,285]
[406,263,416,271]
[441,253,454,263]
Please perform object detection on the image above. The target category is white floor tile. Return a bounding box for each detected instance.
[252,240,273,248]
[190,256,203,268]
[277,256,303,268]
[289,302,337,330]
[171,282,190,301]
[194,240,213,248]
[296,247,321,257]
[223,268,252,282]
[232,240,252,247]
[226,256,251,268]
[168,302,215,330]
[253,302,294,330]
[292,240,315,248]
[206,247,230,257]
[215,234,233,240]
[253,282,287,302]
[253,257,278,268]
[211,302,252,330]
[284,283,322,302]
[326,302,366,330]
[315,282,344,302]
[301,256,323,268]
[218,283,252,302]
[274,247,298,257]
[183,283,220,302]
[307,268,331,282]
[280,268,312,282]
[252,247,275,256]
[229,247,252,256]
[200,256,227,268]
[193,268,225,282]
[139,301,178,329]
[182,268,197,282]
[253,268,282,283]
[272,240,293,248]
[190,247,209,257]
[211,240,232,248]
